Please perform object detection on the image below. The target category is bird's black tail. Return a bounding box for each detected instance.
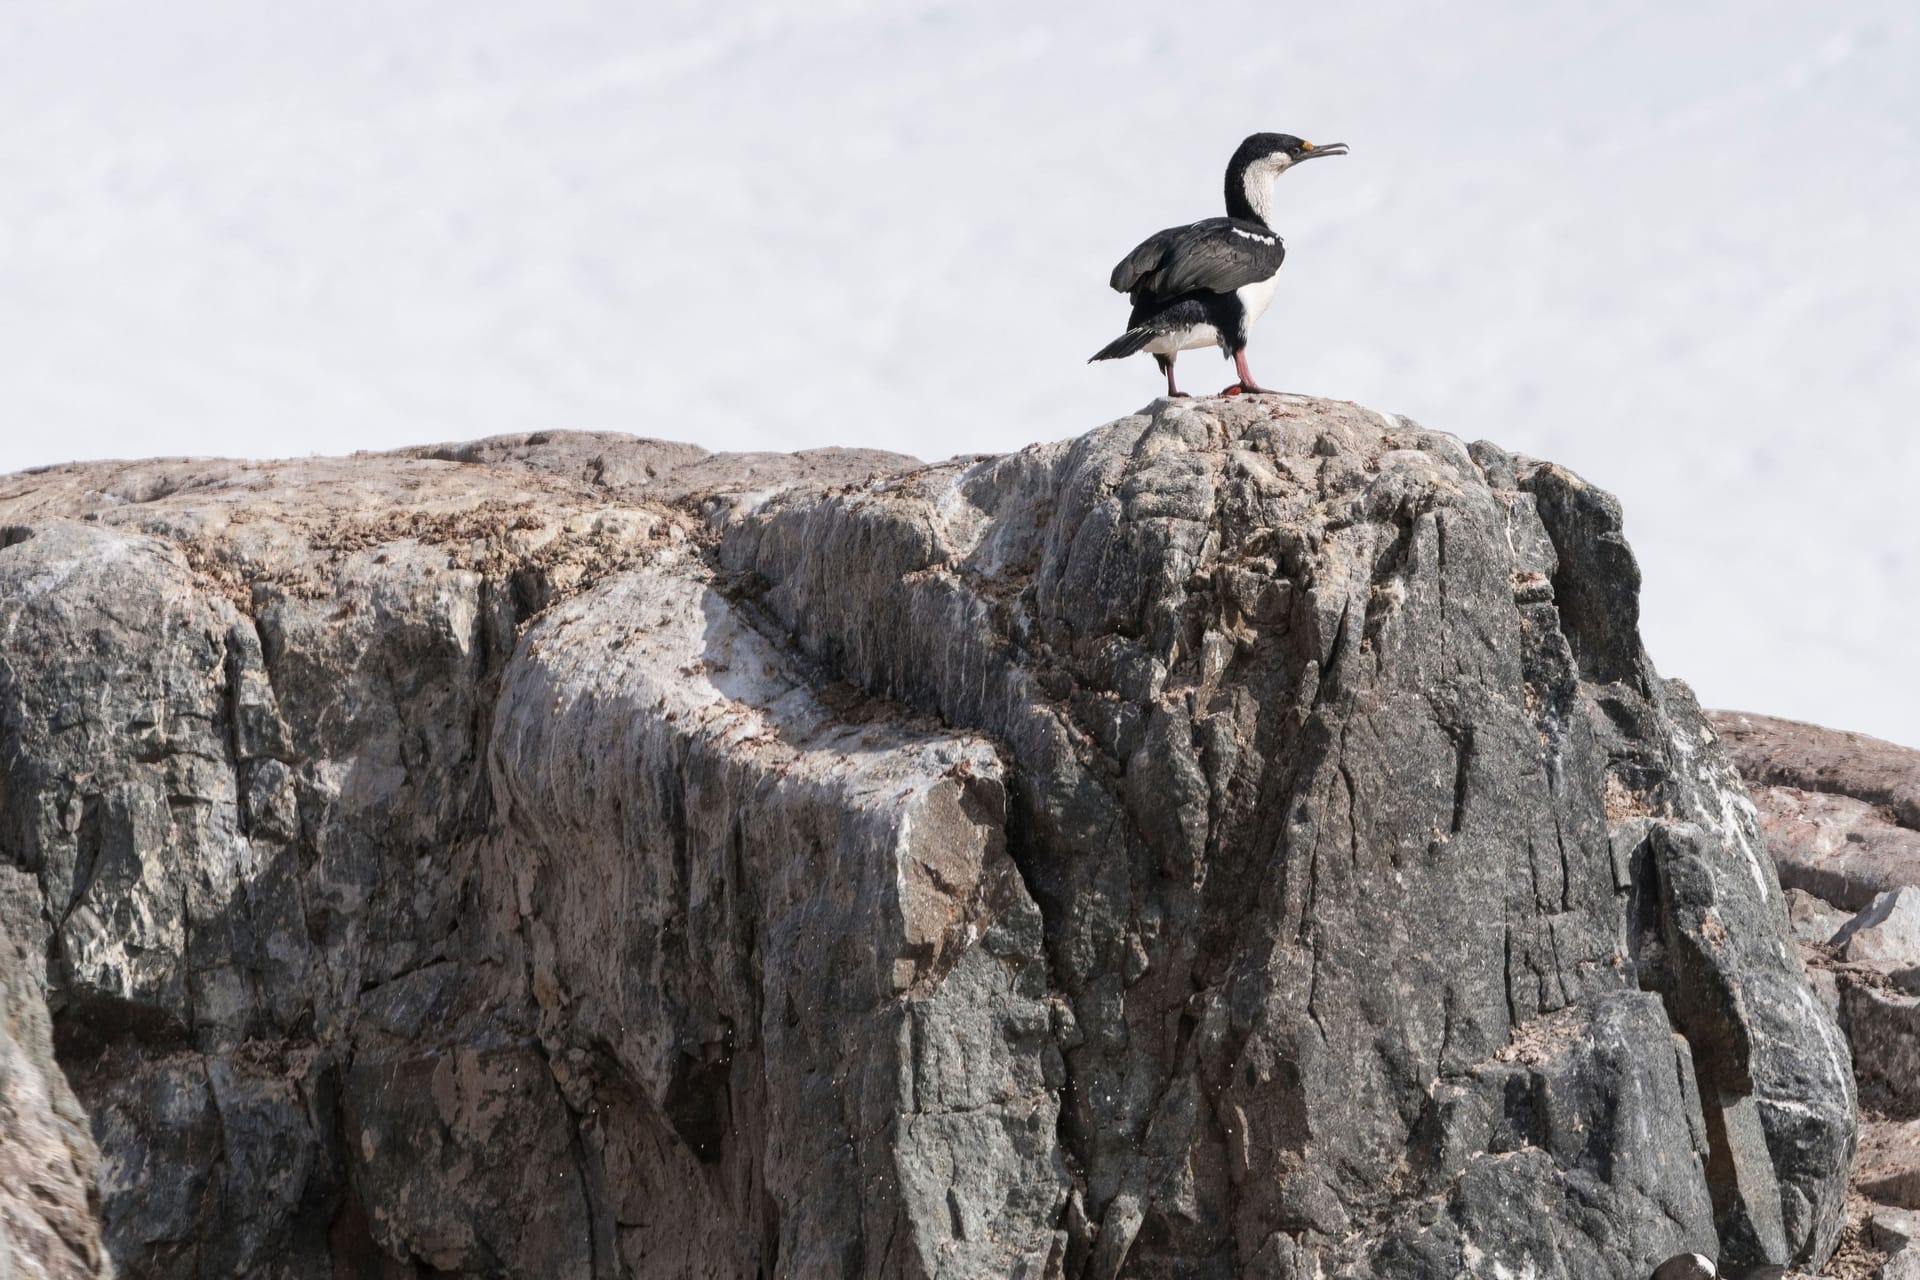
[1088,327,1158,362]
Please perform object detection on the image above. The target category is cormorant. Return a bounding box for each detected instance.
[1090,132,1347,397]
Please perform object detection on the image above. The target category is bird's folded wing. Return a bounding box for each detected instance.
[1108,218,1286,303]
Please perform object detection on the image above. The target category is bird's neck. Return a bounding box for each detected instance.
[1225,169,1277,229]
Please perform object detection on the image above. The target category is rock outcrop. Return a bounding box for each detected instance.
[0,401,1856,1278]
[1714,711,1920,1279]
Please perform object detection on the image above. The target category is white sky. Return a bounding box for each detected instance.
[2,1,1916,745]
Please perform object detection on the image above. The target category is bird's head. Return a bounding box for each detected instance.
[1233,133,1350,177]
[1225,133,1347,226]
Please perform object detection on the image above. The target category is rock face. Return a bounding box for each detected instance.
[2,870,111,1280]
[0,402,1855,1278]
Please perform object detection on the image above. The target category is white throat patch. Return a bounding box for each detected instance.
[1241,154,1292,226]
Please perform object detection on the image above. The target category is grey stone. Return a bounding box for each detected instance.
[719,403,1852,1276]
[0,404,1856,1277]
[1846,984,1920,1117]
[1875,1208,1920,1280]
[1639,819,1855,1268]
[1885,1250,1920,1280]
[1787,889,1855,948]
[1834,889,1920,971]
[1871,1206,1920,1257]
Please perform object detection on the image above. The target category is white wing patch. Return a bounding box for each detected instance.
[1230,227,1277,245]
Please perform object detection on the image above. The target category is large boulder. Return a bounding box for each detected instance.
[0,403,1854,1278]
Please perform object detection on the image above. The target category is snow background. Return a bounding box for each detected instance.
[3,1,1916,745]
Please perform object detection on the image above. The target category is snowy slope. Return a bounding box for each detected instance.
[2,1,1916,744]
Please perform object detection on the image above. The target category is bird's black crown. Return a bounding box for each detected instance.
[1231,133,1328,167]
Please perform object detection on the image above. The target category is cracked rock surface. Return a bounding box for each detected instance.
[0,404,1854,1278]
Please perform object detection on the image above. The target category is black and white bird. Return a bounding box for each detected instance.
[1651,1253,1717,1280]
[1090,132,1347,398]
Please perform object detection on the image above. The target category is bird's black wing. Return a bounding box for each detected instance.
[1108,218,1285,305]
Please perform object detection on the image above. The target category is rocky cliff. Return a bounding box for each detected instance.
[0,398,1859,1278]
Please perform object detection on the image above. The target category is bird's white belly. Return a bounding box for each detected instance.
[1236,269,1282,328]
[1144,324,1220,354]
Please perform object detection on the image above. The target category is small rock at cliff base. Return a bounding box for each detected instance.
[1833,888,1920,971]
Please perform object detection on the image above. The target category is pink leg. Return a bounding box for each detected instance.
[1157,355,1190,398]
[1221,349,1275,396]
